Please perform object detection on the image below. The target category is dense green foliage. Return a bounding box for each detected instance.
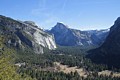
[1,36,119,80]
[16,46,108,72]
[15,45,120,80]
[0,35,33,80]
[0,35,120,80]
[19,67,81,80]
[19,66,120,80]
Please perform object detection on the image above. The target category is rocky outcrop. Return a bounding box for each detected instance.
[0,15,56,54]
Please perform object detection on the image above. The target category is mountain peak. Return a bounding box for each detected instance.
[54,22,69,29]
[50,22,69,33]
[110,17,120,32]
[114,17,120,25]
[24,21,38,27]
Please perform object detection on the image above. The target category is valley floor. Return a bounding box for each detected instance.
[41,62,120,78]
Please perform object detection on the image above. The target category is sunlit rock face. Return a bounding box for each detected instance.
[0,15,56,54]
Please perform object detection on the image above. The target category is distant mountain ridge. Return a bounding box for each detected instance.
[0,15,56,54]
[48,22,109,46]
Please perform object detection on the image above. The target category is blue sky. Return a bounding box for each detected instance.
[0,0,120,30]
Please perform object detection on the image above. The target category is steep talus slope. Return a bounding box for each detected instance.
[49,22,109,46]
[87,17,120,68]
[0,15,56,54]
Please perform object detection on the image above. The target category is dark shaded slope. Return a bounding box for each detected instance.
[87,17,120,69]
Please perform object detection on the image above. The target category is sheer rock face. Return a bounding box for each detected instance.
[49,22,109,46]
[87,17,120,68]
[0,15,56,54]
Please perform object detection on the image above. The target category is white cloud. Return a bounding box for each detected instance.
[62,0,68,11]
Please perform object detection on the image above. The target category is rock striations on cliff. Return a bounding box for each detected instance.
[0,15,56,54]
